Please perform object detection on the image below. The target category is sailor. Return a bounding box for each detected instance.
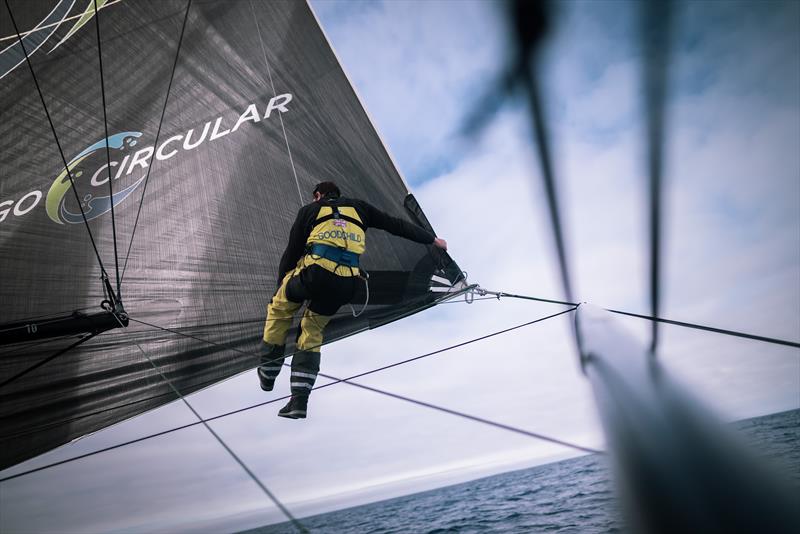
[260,181,448,418]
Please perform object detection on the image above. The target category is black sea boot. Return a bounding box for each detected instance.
[278,350,320,419]
[258,343,286,391]
[278,395,309,419]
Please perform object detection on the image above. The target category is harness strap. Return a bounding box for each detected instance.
[308,243,360,267]
[315,206,366,231]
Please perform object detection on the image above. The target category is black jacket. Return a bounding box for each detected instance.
[277,196,435,283]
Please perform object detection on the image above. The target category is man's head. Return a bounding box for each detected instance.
[312,181,341,202]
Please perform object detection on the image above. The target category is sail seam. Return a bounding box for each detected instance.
[250,0,303,206]
[120,0,192,283]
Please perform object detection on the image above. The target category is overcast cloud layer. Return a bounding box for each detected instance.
[1,1,798,532]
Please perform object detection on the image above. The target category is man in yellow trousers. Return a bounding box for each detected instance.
[260,181,448,418]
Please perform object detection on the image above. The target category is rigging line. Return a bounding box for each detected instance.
[129,307,599,453]
[0,421,198,483]
[475,290,577,308]
[120,0,192,283]
[93,0,121,300]
[128,303,578,390]
[343,379,600,454]
[250,0,303,206]
[129,340,307,534]
[439,296,505,304]
[485,290,800,349]
[0,307,592,484]
[0,333,98,389]
[642,0,674,356]
[200,307,581,421]
[4,0,109,279]
[604,307,800,350]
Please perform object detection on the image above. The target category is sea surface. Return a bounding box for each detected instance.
[246,409,800,533]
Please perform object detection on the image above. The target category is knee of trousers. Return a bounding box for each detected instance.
[297,312,332,352]
[259,343,286,366]
[263,275,302,344]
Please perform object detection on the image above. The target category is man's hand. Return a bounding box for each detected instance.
[433,237,447,251]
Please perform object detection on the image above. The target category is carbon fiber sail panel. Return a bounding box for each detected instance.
[0,0,461,468]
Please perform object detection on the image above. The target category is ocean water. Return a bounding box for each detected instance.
[247,409,800,533]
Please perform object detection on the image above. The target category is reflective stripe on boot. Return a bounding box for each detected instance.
[278,350,319,418]
[290,350,319,393]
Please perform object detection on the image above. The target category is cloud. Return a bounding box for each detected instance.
[310,0,507,182]
[2,0,798,531]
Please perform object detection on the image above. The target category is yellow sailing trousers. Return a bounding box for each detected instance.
[263,271,332,352]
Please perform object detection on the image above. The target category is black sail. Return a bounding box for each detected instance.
[0,0,462,469]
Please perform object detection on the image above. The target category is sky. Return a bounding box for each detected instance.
[1,0,799,532]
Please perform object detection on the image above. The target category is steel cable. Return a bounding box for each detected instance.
[0,306,597,484]
[93,0,122,300]
[120,0,192,283]
[4,0,110,281]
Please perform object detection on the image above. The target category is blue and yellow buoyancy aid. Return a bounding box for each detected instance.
[301,205,366,276]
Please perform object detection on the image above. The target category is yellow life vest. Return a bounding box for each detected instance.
[300,205,366,276]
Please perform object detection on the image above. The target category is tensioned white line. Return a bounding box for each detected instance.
[0,0,123,43]
[249,0,303,206]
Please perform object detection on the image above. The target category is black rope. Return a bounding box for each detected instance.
[121,0,192,283]
[133,306,584,425]
[1,307,597,484]
[481,291,577,307]
[642,0,674,356]
[4,0,109,280]
[128,313,597,455]
[0,421,200,483]
[0,298,507,439]
[440,296,502,304]
[604,307,800,349]
[130,340,307,533]
[93,0,122,300]
[481,291,800,349]
[0,333,98,389]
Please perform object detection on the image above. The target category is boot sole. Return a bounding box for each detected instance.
[278,410,306,419]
